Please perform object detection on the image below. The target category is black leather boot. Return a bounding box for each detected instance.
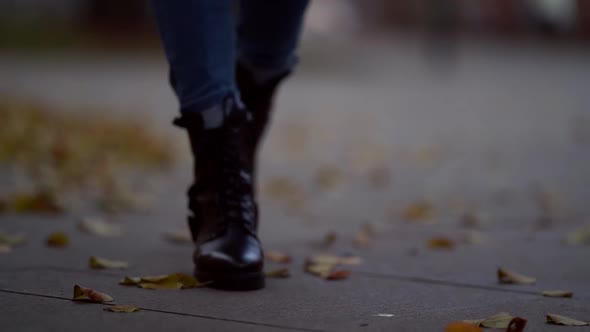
[236,62,291,153]
[174,96,264,291]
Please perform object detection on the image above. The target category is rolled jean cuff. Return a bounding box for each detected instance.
[179,88,236,114]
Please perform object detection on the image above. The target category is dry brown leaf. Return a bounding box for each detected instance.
[427,236,456,250]
[497,268,536,285]
[464,312,516,329]
[265,250,292,264]
[265,268,291,279]
[78,217,123,237]
[324,270,350,281]
[89,256,128,270]
[402,200,434,222]
[0,231,26,247]
[103,305,140,313]
[6,190,63,214]
[162,229,192,244]
[542,290,573,298]
[314,166,345,191]
[546,313,588,326]
[72,285,113,302]
[120,273,207,289]
[445,322,483,332]
[46,232,69,247]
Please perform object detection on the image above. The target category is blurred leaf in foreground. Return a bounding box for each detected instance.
[546,314,588,326]
[119,273,208,289]
[78,217,123,237]
[46,232,69,247]
[104,305,140,313]
[72,285,113,302]
[542,290,573,298]
[89,256,128,270]
[497,267,536,285]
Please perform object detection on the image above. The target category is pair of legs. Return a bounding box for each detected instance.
[152,0,309,113]
[151,0,309,291]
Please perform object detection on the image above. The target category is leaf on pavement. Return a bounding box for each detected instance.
[120,273,208,289]
[324,270,350,281]
[46,232,69,247]
[78,217,123,237]
[0,231,26,247]
[6,190,63,214]
[542,290,573,298]
[103,305,140,313]
[445,322,483,332]
[546,313,588,326]
[497,268,536,285]
[427,236,456,250]
[506,317,527,332]
[89,256,128,270]
[402,200,434,222]
[464,312,517,329]
[265,250,292,264]
[265,268,291,279]
[73,285,113,302]
[313,166,345,191]
[162,229,192,244]
[305,254,360,280]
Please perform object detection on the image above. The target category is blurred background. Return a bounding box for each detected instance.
[1,0,589,231]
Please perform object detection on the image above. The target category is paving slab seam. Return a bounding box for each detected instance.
[0,289,330,332]
[356,271,540,296]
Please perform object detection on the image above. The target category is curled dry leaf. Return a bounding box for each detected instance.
[0,231,26,247]
[542,290,573,298]
[103,305,140,313]
[314,166,345,192]
[464,312,517,329]
[78,217,123,237]
[265,250,292,264]
[497,268,536,285]
[427,236,456,250]
[402,200,434,222]
[265,268,291,279]
[89,256,128,270]
[445,322,483,332]
[506,317,527,332]
[46,232,69,247]
[73,285,113,302]
[119,273,208,290]
[305,254,360,280]
[546,313,588,326]
[162,229,192,244]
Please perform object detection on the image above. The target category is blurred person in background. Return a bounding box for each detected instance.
[151,0,310,291]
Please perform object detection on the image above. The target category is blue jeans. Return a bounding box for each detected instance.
[151,0,310,113]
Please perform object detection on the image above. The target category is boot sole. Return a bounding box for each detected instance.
[195,269,265,291]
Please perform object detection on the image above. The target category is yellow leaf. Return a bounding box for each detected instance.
[445,322,483,332]
[119,276,141,286]
[542,290,573,298]
[265,250,292,264]
[72,285,113,302]
[546,313,588,326]
[103,305,140,313]
[162,229,192,244]
[46,232,69,247]
[120,273,207,289]
[427,236,456,250]
[265,268,291,279]
[78,217,123,237]
[89,256,128,270]
[497,268,536,285]
[402,200,434,222]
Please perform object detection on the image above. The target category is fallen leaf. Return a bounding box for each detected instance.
[427,236,456,250]
[0,231,26,247]
[546,313,588,326]
[120,273,207,289]
[265,250,292,264]
[464,312,516,329]
[0,245,12,254]
[46,232,69,247]
[162,229,192,244]
[542,290,573,298]
[445,322,483,332]
[324,270,350,281]
[103,305,140,313]
[72,285,113,302]
[506,317,527,332]
[497,268,536,285]
[89,256,128,270]
[78,217,123,237]
[563,227,590,246]
[402,200,434,222]
[265,268,290,279]
[314,166,345,191]
[6,190,63,214]
[373,313,395,317]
